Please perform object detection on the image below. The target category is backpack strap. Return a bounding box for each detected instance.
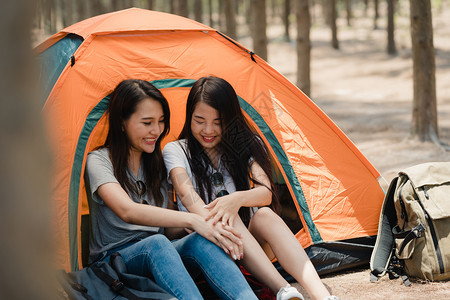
[386,254,411,286]
[90,264,159,300]
[56,269,95,300]
[392,223,425,255]
[370,176,413,286]
[370,177,398,280]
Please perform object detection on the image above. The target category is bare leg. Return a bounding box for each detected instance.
[249,207,331,300]
[232,217,288,293]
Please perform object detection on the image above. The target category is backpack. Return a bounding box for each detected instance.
[56,252,176,300]
[370,162,450,285]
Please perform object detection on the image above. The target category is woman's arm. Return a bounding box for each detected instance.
[98,182,193,227]
[205,161,273,226]
[164,193,189,240]
[169,166,244,259]
[169,167,210,217]
[97,181,241,252]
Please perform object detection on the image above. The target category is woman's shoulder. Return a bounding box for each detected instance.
[162,139,190,173]
[87,147,111,164]
[88,147,109,156]
[163,139,187,153]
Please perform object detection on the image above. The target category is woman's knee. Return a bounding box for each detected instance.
[184,233,222,254]
[252,207,278,225]
[186,233,209,248]
[249,207,283,237]
[121,234,179,265]
[139,234,172,252]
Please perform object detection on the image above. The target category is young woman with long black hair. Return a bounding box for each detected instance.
[163,76,339,300]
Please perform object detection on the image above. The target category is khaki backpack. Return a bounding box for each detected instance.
[370,162,450,284]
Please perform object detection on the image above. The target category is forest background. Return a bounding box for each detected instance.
[0,0,449,299]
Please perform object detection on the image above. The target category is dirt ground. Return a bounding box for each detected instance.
[32,4,450,300]
[255,4,450,300]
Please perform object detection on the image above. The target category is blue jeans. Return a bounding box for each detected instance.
[110,233,257,300]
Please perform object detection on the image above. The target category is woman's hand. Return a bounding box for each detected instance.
[189,214,243,260]
[214,222,244,260]
[204,194,241,227]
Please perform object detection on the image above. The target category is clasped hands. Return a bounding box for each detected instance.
[204,194,243,260]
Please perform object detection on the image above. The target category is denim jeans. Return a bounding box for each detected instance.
[111,233,257,300]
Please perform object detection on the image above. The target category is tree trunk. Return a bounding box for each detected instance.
[296,0,311,96]
[60,0,67,27]
[310,0,316,24]
[208,0,214,27]
[178,0,188,17]
[61,0,74,28]
[244,0,252,28]
[0,0,54,298]
[223,0,237,39]
[283,0,291,41]
[330,0,339,49]
[251,0,268,60]
[91,0,105,16]
[321,0,330,26]
[409,0,438,141]
[387,0,396,54]
[170,0,175,14]
[172,0,188,17]
[77,0,88,21]
[217,0,223,32]
[436,0,445,13]
[374,0,379,29]
[112,0,121,11]
[34,0,43,29]
[270,0,277,21]
[41,0,56,33]
[147,0,154,10]
[345,0,352,26]
[363,0,369,17]
[49,0,57,32]
[194,0,203,23]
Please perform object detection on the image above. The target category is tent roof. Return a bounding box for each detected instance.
[64,7,212,37]
[36,8,213,53]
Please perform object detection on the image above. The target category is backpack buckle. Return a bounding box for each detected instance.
[111,279,124,292]
[413,224,425,238]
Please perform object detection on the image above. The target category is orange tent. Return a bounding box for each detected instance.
[37,8,385,273]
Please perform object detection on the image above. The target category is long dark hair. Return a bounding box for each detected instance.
[103,79,170,206]
[178,76,280,225]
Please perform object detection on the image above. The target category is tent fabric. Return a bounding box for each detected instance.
[37,8,385,272]
[36,34,84,104]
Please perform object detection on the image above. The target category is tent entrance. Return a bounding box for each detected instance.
[276,183,303,235]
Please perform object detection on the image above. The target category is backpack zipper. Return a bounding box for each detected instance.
[398,185,408,227]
